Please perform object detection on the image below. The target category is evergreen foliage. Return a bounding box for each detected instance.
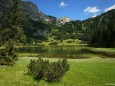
[83,10,115,47]
[22,19,50,41]
[28,58,69,82]
[0,0,26,65]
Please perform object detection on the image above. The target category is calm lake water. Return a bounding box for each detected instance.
[17,46,91,58]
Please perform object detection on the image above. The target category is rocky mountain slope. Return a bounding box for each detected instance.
[21,1,57,22]
[0,0,57,23]
[0,0,73,25]
[58,17,72,25]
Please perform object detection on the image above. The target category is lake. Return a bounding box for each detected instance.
[17,45,92,59]
[17,46,115,58]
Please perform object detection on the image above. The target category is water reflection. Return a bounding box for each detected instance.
[17,46,90,59]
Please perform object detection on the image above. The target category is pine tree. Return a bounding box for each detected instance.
[0,0,26,65]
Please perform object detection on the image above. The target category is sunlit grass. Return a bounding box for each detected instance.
[41,39,84,46]
[0,57,115,86]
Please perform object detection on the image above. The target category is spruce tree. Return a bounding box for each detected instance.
[0,0,26,65]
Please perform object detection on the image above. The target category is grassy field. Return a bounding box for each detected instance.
[0,57,115,86]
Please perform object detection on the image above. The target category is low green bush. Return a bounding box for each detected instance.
[0,48,17,65]
[28,58,69,82]
[66,40,74,43]
[46,59,69,82]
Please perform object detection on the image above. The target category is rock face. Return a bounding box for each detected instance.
[21,1,57,22]
[0,0,57,22]
[58,17,72,24]
[21,1,46,21]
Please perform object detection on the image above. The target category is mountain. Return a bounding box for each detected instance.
[51,9,115,47]
[82,9,115,30]
[0,0,115,47]
[58,17,72,25]
[0,0,57,23]
[21,1,57,22]
[0,0,73,24]
[81,9,115,47]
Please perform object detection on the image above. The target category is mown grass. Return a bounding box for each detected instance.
[0,57,115,86]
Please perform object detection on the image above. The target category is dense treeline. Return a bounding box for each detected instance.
[23,18,51,41]
[51,20,83,41]
[53,9,115,47]
[23,9,115,47]
[82,9,115,47]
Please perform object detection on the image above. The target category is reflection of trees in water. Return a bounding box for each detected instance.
[17,46,94,59]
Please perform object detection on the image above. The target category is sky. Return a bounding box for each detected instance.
[22,0,115,20]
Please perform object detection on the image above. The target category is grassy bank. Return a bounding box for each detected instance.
[84,48,115,58]
[30,39,85,46]
[0,57,115,86]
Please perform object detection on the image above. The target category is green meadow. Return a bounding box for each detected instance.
[0,56,115,86]
[1,46,115,86]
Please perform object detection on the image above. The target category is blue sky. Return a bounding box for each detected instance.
[22,0,115,20]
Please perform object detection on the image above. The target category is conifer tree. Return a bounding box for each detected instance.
[0,0,26,65]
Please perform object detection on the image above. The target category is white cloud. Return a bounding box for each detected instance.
[84,6,100,13]
[92,14,98,18]
[104,5,115,12]
[59,1,68,8]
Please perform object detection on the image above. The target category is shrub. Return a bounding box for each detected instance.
[0,48,17,65]
[28,58,69,82]
[66,40,74,43]
[46,59,69,82]
[28,58,49,80]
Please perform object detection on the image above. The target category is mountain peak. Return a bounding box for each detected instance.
[58,16,72,24]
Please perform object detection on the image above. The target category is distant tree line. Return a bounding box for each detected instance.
[83,10,115,47]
